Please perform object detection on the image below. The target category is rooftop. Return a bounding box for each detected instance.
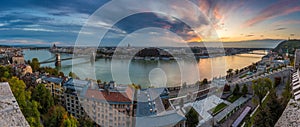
[136,88,170,117]
[135,110,185,127]
[0,82,29,127]
[84,89,132,103]
[63,78,91,95]
[42,76,64,84]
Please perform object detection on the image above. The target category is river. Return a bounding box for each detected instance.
[23,49,266,87]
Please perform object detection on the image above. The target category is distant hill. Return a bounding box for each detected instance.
[273,39,300,54]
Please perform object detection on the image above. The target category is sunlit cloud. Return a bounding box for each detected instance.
[274,28,287,31]
[272,19,300,26]
[0,0,299,45]
[245,34,254,37]
[243,0,300,27]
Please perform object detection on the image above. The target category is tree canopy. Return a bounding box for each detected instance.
[253,89,283,127]
[185,107,199,127]
[233,84,240,96]
[32,84,54,114]
[252,78,272,105]
[43,105,79,127]
[0,65,12,81]
[9,77,42,127]
[242,84,248,97]
[30,58,40,72]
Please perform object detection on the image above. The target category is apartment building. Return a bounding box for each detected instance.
[62,78,186,126]
[41,76,66,106]
[63,78,90,118]
[80,83,135,127]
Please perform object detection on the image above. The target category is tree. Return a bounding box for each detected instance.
[235,69,239,75]
[26,100,42,127]
[62,115,78,127]
[44,105,78,127]
[282,80,292,105]
[227,69,233,77]
[223,84,231,92]
[3,71,10,78]
[58,72,64,77]
[233,84,240,96]
[30,58,40,72]
[253,105,273,127]
[185,107,199,127]
[78,117,94,127]
[274,77,281,87]
[32,84,54,114]
[252,78,272,105]
[8,77,42,127]
[249,63,257,72]
[242,84,248,97]
[202,78,208,85]
[40,67,58,76]
[8,77,28,110]
[254,89,282,127]
[27,60,31,65]
[0,65,12,81]
[267,89,283,124]
[69,71,79,79]
[97,79,101,84]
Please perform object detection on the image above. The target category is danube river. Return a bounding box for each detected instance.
[24,50,266,87]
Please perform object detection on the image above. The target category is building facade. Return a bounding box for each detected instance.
[42,76,66,106]
[81,86,135,127]
[63,78,90,118]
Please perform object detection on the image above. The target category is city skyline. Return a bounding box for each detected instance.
[0,0,299,46]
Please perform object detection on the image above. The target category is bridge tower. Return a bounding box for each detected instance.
[55,53,61,67]
[90,52,95,64]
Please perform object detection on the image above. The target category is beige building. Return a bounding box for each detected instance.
[11,56,25,64]
[81,86,135,127]
[63,78,186,126]
[63,78,91,118]
[42,76,65,106]
[14,64,32,77]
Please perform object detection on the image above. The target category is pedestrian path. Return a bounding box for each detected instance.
[214,95,251,123]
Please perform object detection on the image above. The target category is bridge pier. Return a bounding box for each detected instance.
[55,53,61,67]
[90,52,95,64]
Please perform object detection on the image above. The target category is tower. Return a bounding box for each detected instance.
[90,52,95,64]
[55,53,61,67]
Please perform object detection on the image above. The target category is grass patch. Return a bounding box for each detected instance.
[227,94,242,103]
[212,102,228,115]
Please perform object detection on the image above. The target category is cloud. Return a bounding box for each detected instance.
[0,39,50,45]
[243,0,300,27]
[99,12,202,44]
[272,19,300,26]
[0,23,7,27]
[245,34,254,37]
[192,0,245,30]
[274,27,287,31]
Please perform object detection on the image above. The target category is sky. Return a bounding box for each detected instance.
[0,0,299,46]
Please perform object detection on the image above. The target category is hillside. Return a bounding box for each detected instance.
[273,39,300,54]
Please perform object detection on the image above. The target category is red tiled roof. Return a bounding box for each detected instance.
[85,89,132,103]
